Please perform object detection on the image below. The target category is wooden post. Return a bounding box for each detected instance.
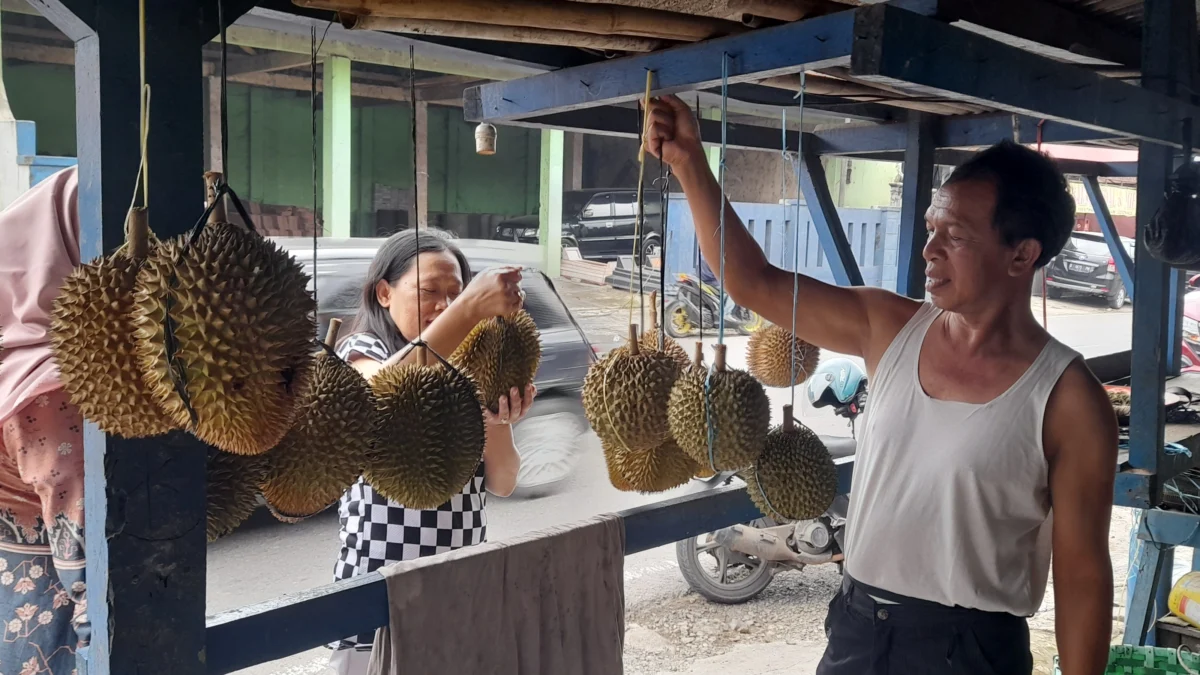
[323,55,352,237]
[568,132,584,190]
[415,100,429,229]
[539,128,564,276]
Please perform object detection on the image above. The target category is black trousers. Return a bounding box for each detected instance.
[816,576,1034,675]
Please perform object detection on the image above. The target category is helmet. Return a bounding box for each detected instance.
[807,358,867,411]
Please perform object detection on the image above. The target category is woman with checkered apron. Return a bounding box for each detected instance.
[325,229,534,675]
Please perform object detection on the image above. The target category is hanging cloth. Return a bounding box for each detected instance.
[367,514,626,675]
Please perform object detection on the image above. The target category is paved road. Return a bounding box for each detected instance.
[209,298,1132,675]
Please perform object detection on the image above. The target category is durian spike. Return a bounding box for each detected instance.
[782,404,794,432]
[714,343,727,372]
[628,324,640,355]
[324,318,342,349]
[204,171,227,224]
[127,207,149,261]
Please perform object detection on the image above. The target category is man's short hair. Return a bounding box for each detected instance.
[944,140,1076,268]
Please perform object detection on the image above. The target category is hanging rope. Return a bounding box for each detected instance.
[124,0,151,229]
[694,96,705,346]
[790,73,806,409]
[657,162,672,351]
[629,69,655,329]
[1037,119,1048,330]
[408,46,427,364]
[704,52,732,473]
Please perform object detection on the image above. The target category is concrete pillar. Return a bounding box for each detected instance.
[322,56,352,237]
[568,132,584,190]
[414,101,429,229]
[539,129,564,277]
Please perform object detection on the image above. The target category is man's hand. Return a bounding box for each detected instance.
[644,95,705,171]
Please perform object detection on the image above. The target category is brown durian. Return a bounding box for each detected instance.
[582,325,680,453]
[745,406,837,520]
[260,320,376,521]
[747,323,821,388]
[450,309,541,413]
[207,446,267,542]
[604,442,636,492]
[50,209,174,438]
[639,291,690,369]
[668,343,770,472]
[613,438,700,493]
[367,349,486,509]
[131,185,316,456]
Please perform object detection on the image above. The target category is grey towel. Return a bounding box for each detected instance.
[367,514,626,675]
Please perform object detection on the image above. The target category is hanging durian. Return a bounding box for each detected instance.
[747,323,820,388]
[450,309,541,413]
[367,347,486,509]
[612,438,700,493]
[746,405,837,520]
[131,173,316,456]
[50,208,175,439]
[583,325,680,453]
[207,446,267,542]
[669,343,770,472]
[604,443,636,492]
[260,320,376,521]
[638,291,690,369]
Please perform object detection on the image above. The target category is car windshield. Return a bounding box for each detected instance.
[1066,232,1132,257]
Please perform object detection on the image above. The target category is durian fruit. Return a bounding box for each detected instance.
[745,405,838,520]
[747,323,821,388]
[582,325,680,453]
[450,309,541,413]
[131,174,316,456]
[260,319,376,521]
[604,443,635,492]
[207,446,267,542]
[612,438,700,493]
[50,208,175,439]
[668,343,770,472]
[367,348,486,509]
[639,291,690,369]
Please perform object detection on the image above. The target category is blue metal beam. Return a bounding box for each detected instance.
[1083,176,1134,300]
[896,112,933,299]
[464,10,857,122]
[849,4,1200,149]
[798,145,864,287]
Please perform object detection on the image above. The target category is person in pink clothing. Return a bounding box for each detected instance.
[0,166,89,675]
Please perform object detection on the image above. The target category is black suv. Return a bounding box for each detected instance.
[273,236,597,492]
[494,188,663,264]
[1045,231,1134,309]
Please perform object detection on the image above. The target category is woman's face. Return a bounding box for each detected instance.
[375,250,464,341]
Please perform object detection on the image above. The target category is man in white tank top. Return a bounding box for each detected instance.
[644,95,1117,675]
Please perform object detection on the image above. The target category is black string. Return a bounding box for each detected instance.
[658,164,671,351]
[391,338,468,379]
[636,100,646,333]
[694,96,704,345]
[219,0,229,188]
[408,46,424,349]
[311,27,319,309]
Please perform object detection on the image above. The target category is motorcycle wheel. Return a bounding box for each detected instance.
[665,301,699,338]
[676,517,778,604]
[737,310,766,335]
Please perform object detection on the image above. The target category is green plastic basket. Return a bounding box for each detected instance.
[1054,646,1200,674]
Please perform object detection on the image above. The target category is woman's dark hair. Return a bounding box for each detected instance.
[944,140,1076,268]
[341,228,473,356]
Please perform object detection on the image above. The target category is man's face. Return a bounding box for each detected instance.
[922,179,1040,312]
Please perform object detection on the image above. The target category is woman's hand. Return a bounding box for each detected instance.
[483,384,537,426]
[460,266,525,323]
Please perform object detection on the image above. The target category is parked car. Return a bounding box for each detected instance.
[1045,231,1135,309]
[494,188,663,264]
[273,236,597,492]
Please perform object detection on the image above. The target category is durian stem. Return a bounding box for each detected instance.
[127,207,149,260]
[714,343,727,372]
[628,324,640,355]
[693,341,704,366]
[783,404,794,432]
[204,171,227,224]
[324,318,342,349]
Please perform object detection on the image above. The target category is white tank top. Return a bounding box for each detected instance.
[844,302,1078,616]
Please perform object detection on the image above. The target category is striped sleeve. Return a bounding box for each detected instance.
[336,333,391,362]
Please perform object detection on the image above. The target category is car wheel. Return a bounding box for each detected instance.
[639,235,662,267]
[1108,284,1127,310]
[1046,286,1064,300]
[562,236,580,251]
[511,400,588,494]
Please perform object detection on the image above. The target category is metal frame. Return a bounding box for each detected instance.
[1082,176,1135,300]
[798,143,865,287]
[896,112,934,299]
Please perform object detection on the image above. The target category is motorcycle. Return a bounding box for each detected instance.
[664,272,765,338]
[676,358,866,604]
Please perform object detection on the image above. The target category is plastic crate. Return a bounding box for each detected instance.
[1054,646,1200,674]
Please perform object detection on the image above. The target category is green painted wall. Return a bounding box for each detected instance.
[3,61,75,156]
[823,156,899,209]
[426,105,540,216]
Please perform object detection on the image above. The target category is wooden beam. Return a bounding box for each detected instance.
[417,77,488,103]
[849,5,1200,148]
[2,40,74,65]
[346,15,669,52]
[1083,175,1134,298]
[225,50,314,76]
[414,101,429,229]
[465,10,857,122]
[891,0,1142,68]
[539,129,564,277]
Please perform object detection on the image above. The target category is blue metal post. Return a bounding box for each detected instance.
[896,112,933,298]
[797,144,864,287]
[1082,175,1134,301]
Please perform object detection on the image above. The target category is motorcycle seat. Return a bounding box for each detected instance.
[819,436,857,459]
